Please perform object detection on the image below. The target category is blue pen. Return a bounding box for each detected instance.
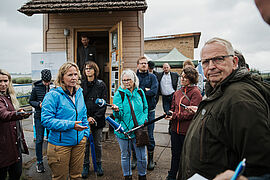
[231,158,246,180]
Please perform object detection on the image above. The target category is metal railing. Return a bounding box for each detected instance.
[14,84,32,107]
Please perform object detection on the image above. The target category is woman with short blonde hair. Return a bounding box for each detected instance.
[41,62,89,180]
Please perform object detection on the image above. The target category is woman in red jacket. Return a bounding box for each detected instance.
[165,67,202,180]
[0,69,30,180]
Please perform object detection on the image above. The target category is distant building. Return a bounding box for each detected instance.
[144,32,201,72]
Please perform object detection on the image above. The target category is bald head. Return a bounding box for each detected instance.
[163,63,171,74]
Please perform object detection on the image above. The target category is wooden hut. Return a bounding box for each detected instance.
[18,0,147,102]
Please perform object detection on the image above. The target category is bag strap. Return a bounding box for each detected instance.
[180,88,191,102]
[126,95,139,127]
[119,91,125,102]
[119,89,144,107]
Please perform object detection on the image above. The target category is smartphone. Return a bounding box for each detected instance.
[17,111,36,114]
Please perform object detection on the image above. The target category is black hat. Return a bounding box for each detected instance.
[148,61,155,69]
[41,69,52,82]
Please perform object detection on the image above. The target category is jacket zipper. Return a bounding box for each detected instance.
[63,93,79,145]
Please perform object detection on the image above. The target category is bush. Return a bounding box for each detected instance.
[12,77,32,84]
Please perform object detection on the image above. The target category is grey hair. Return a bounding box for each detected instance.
[120,69,139,89]
[201,37,235,57]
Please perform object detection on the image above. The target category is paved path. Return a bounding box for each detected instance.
[21,98,172,180]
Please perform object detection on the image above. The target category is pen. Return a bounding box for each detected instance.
[230,158,246,180]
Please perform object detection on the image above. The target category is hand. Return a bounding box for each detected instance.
[39,102,42,108]
[74,121,88,131]
[213,170,248,180]
[17,109,31,118]
[87,117,96,125]
[145,88,150,91]
[111,104,119,112]
[165,111,173,120]
[186,106,198,113]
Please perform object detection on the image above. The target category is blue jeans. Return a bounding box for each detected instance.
[147,110,155,151]
[162,94,173,113]
[83,128,103,166]
[117,137,147,177]
[35,117,47,163]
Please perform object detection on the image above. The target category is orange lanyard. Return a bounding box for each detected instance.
[177,88,186,134]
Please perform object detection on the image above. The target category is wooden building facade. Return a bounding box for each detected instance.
[19,0,147,102]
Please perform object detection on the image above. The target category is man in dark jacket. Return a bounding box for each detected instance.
[136,56,158,171]
[29,69,51,173]
[179,37,270,180]
[77,35,97,74]
[158,63,179,135]
[158,63,179,114]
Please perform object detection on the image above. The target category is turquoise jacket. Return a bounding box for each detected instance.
[113,87,148,139]
[41,87,90,146]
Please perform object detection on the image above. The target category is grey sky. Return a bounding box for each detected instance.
[0,0,269,73]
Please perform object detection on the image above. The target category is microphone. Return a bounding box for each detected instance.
[95,98,112,107]
[105,116,131,139]
[105,116,125,133]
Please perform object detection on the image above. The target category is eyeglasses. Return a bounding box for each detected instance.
[200,55,234,68]
[85,67,93,71]
[181,76,188,80]
[122,79,132,82]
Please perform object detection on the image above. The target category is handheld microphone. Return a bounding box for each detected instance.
[105,116,124,133]
[105,116,131,139]
[95,98,112,107]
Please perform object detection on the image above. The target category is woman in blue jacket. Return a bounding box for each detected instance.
[111,69,148,180]
[41,62,89,180]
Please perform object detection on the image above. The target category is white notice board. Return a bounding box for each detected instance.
[31,52,66,81]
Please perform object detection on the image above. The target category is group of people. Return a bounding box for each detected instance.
[1,0,270,177]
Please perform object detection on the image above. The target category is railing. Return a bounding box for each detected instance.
[14,84,32,107]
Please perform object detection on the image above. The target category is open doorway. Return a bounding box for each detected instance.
[76,31,109,95]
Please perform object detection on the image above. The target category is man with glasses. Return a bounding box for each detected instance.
[179,37,270,180]
[135,56,158,171]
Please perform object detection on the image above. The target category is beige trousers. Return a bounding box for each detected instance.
[47,137,87,180]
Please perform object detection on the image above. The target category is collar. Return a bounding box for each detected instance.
[137,69,149,77]
[87,78,97,86]
[64,87,76,97]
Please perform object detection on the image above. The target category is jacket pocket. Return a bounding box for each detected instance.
[47,143,61,166]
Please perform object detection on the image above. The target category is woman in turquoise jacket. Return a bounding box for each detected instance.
[112,69,148,180]
[41,62,89,180]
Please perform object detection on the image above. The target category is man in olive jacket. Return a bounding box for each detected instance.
[179,37,270,180]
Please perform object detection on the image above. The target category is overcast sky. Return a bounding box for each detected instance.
[0,0,270,73]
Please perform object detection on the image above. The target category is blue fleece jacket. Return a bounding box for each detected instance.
[41,87,90,146]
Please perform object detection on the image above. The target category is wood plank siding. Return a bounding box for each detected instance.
[44,11,143,68]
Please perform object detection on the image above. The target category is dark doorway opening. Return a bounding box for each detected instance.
[77,31,109,96]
